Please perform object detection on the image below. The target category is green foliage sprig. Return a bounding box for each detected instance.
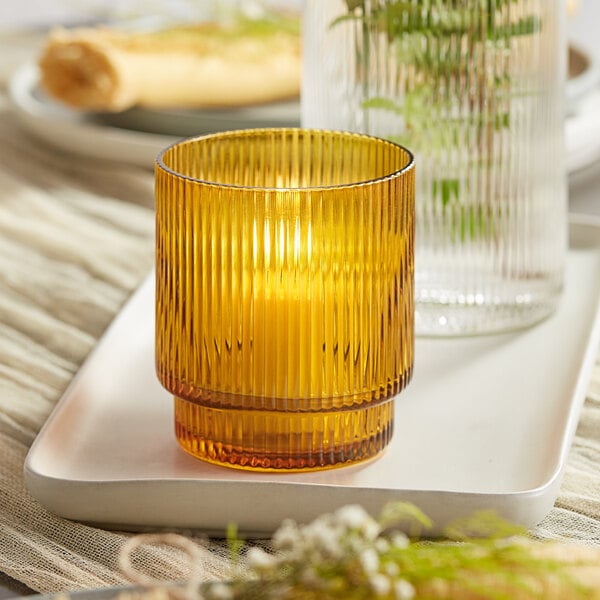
[115,503,598,600]
[331,1,542,241]
[194,503,594,600]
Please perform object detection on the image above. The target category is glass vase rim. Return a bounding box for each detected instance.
[154,127,415,192]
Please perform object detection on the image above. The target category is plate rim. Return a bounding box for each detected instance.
[9,57,600,173]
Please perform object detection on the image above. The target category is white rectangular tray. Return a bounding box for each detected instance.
[25,216,600,537]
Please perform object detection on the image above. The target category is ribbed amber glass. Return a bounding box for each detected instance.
[155,128,415,471]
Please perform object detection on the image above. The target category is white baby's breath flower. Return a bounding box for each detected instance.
[370,573,391,596]
[375,538,390,553]
[301,519,345,560]
[335,504,372,530]
[362,518,383,542]
[359,547,380,574]
[246,547,275,572]
[272,515,340,566]
[271,519,301,551]
[384,561,400,577]
[390,531,410,549]
[204,582,233,600]
[394,579,416,600]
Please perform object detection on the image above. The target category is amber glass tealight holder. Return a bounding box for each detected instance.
[155,128,415,471]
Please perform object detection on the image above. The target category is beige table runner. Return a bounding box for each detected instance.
[0,34,599,595]
[0,62,234,590]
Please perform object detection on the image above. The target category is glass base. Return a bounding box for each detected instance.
[173,395,395,472]
[415,295,562,337]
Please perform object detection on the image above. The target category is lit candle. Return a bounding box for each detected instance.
[155,128,415,471]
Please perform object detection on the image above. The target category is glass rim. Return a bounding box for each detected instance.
[155,127,415,191]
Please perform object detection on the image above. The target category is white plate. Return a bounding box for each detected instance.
[565,44,600,174]
[7,63,300,168]
[95,99,301,137]
[566,44,600,110]
[24,216,600,537]
[8,51,600,173]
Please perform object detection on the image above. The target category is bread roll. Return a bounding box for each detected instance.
[38,19,301,112]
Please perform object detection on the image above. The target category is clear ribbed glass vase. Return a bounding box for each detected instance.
[302,1,568,335]
[155,128,415,471]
